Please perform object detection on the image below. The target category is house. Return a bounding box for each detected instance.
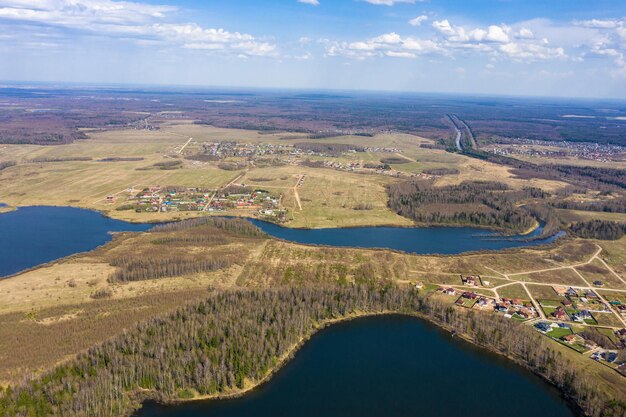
[552,307,568,321]
[561,334,583,344]
[462,291,478,300]
[414,282,424,289]
[585,290,599,299]
[593,280,604,287]
[476,297,490,307]
[495,303,509,313]
[566,288,578,297]
[461,275,479,287]
[536,322,553,333]
[562,299,573,307]
[518,307,534,319]
[442,288,456,296]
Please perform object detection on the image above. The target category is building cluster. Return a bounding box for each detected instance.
[121,186,284,218]
[484,139,625,163]
[130,186,210,212]
[209,189,283,217]
[200,141,293,159]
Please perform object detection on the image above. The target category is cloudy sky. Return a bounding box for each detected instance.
[0,0,625,98]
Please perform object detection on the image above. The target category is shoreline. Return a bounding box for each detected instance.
[130,310,584,417]
[0,205,566,281]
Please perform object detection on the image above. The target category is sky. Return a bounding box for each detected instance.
[0,0,625,98]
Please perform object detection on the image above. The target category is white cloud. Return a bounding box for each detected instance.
[409,15,428,27]
[499,42,565,61]
[517,28,534,39]
[328,18,572,63]
[386,51,416,58]
[575,19,620,29]
[326,32,440,59]
[298,0,319,5]
[572,18,626,77]
[432,20,510,43]
[0,0,276,56]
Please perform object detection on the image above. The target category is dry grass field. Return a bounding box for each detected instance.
[0,211,623,390]
[557,208,626,224]
[0,122,574,228]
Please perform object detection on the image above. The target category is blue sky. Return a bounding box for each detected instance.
[0,0,625,98]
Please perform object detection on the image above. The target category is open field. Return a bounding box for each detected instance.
[0,122,576,228]
[557,209,626,224]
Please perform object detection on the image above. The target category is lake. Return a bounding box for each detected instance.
[1,206,562,278]
[248,218,562,255]
[0,206,153,277]
[134,315,576,417]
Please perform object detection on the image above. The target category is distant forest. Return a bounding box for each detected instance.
[1,286,623,417]
[2,87,625,146]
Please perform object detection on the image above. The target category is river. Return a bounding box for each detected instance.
[134,315,576,417]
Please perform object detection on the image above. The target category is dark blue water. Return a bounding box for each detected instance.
[248,219,562,255]
[135,315,575,417]
[0,206,153,277]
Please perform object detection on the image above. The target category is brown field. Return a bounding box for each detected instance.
[557,209,626,224]
[496,283,530,300]
[512,268,588,286]
[576,259,626,290]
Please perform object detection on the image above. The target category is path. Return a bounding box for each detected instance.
[178,137,193,154]
[293,174,305,211]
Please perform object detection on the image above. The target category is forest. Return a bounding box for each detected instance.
[108,217,265,282]
[1,285,623,417]
[570,220,626,240]
[387,180,541,232]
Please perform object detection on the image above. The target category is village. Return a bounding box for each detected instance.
[109,185,287,220]
[421,270,626,376]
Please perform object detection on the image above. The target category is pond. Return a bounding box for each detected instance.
[0,206,153,277]
[134,315,576,417]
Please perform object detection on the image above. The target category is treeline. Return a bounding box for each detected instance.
[150,216,264,237]
[422,167,459,176]
[553,197,626,214]
[570,221,626,240]
[97,157,145,162]
[27,157,92,163]
[108,253,236,282]
[1,286,623,417]
[137,160,183,171]
[0,160,16,171]
[294,142,364,156]
[217,161,247,171]
[387,180,542,231]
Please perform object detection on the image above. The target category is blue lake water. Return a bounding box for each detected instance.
[248,218,562,255]
[0,206,153,277]
[134,315,576,417]
[0,206,562,277]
